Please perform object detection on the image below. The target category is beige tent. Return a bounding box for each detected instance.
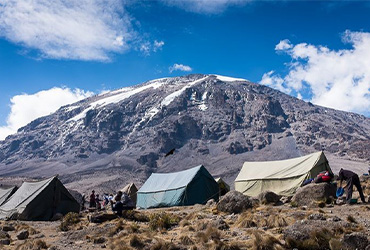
[121,183,138,204]
[235,152,332,197]
[215,178,230,196]
[0,186,17,206]
[0,176,80,220]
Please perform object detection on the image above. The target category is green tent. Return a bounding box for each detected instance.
[137,165,219,209]
[215,177,230,196]
[0,176,80,220]
[235,151,333,197]
[0,186,18,206]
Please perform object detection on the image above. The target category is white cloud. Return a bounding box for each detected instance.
[139,40,165,56]
[169,63,193,73]
[260,30,370,116]
[0,87,93,140]
[153,40,165,52]
[160,0,249,14]
[260,71,291,94]
[0,0,135,61]
[275,39,293,51]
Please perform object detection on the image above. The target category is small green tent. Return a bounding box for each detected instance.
[0,176,80,220]
[215,177,230,196]
[137,165,219,209]
[235,151,332,197]
[0,186,18,206]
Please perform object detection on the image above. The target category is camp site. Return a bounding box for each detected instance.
[0,152,369,249]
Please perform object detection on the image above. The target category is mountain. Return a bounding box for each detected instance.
[0,74,369,193]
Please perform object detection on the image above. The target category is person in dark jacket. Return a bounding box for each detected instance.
[89,190,96,208]
[338,168,366,204]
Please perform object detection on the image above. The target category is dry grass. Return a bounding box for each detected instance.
[149,212,180,231]
[129,234,145,249]
[346,215,357,224]
[16,224,39,235]
[196,225,221,244]
[286,228,334,250]
[150,238,179,250]
[180,235,194,245]
[251,231,283,250]
[15,239,48,250]
[109,219,125,236]
[237,211,288,229]
[59,212,80,231]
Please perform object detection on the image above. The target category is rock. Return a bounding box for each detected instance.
[51,213,63,221]
[17,230,29,240]
[328,216,341,222]
[342,232,369,250]
[0,230,10,239]
[307,213,326,220]
[291,182,337,206]
[88,212,118,223]
[281,196,292,204]
[210,219,229,230]
[217,191,253,214]
[2,225,15,232]
[0,239,11,245]
[206,199,216,207]
[257,191,281,204]
[94,237,106,244]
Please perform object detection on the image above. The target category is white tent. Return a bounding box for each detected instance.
[235,152,332,197]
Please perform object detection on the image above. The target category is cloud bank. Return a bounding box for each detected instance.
[160,0,249,14]
[260,30,370,116]
[169,63,193,73]
[0,87,93,140]
[0,0,134,61]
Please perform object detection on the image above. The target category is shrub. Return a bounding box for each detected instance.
[15,239,48,250]
[149,212,180,231]
[130,234,145,249]
[109,219,125,236]
[59,212,80,231]
[347,215,357,224]
[180,235,194,245]
[286,228,334,250]
[252,231,281,250]
[290,201,298,208]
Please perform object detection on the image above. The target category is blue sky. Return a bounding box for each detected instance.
[1,0,370,139]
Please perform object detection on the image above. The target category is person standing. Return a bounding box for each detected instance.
[338,168,366,204]
[89,190,96,208]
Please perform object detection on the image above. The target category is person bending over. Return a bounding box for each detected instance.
[338,168,366,204]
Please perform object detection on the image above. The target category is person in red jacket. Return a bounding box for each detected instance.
[89,190,96,208]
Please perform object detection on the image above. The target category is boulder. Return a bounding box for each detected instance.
[291,182,336,206]
[210,219,229,230]
[0,230,10,239]
[341,232,369,250]
[257,191,281,204]
[17,230,29,240]
[307,213,326,221]
[206,199,216,207]
[217,191,252,214]
[0,239,10,245]
[2,225,15,232]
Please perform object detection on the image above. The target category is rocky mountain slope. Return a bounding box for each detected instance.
[0,74,369,193]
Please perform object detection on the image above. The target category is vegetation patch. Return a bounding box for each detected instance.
[149,212,180,231]
[59,212,80,231]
